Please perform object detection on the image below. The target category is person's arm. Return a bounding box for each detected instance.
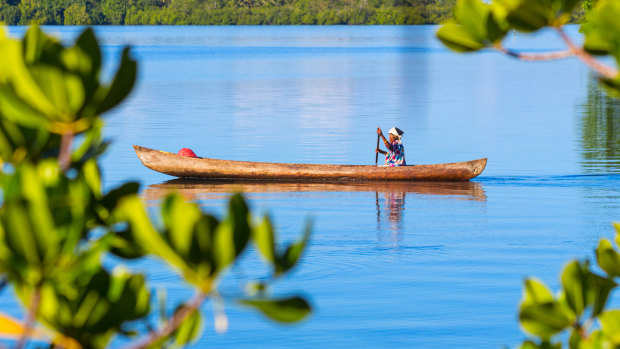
[376,148,387,155]
[377,127,393,151]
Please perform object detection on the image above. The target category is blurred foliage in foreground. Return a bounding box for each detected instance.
[437,0,620,347]
[1,0,457,25]
[517,224,620,349]
[437,0,620,93]
[0,26,311,348]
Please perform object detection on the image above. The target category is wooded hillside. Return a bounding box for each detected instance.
[0,0,457,25]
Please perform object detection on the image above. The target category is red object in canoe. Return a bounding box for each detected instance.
[178,148,198,157]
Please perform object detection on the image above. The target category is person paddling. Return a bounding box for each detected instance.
[376,127,406,166]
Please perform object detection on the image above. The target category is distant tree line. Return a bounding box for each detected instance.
[0,0,457,25]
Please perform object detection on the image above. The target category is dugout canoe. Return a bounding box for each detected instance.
[133,145,487,181]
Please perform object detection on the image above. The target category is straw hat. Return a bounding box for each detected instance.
[388,127,404,139]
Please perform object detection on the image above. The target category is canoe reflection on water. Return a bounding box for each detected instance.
[143,179,486,250]
[143,178,487,206]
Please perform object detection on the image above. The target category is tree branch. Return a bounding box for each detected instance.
[495,28,618,80]
[124,291,207,349]
[15,286,42,349]
[58,131,74,172]
[494,44,574,61]
[555,26,618,79]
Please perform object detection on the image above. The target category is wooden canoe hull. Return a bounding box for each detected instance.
[133,145,487,181]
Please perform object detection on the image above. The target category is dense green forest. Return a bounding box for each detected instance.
[0,0,457,25]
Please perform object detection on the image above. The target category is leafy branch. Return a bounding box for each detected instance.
[0,26,313,349]
[126,291,207,349]
[437,0,620,347]
[437,0,620,92]
[555,26,618,79]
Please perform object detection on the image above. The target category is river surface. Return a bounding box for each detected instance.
[2,25,620,348]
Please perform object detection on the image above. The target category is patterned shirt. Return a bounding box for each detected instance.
[385,139,406,167]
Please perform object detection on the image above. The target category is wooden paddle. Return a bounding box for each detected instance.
[375,133,380,165]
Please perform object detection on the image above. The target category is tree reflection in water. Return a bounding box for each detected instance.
[580,79,620,173]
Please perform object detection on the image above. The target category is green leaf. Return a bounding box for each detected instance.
[209,194,250,275]
[568,328,581,349]
[558,259,615,319]
[81,159,101,199]
[591,0,620,37]
[72,118,106,161]
[73,28,101,81]
[4,200,43,267]
[583,26,612,55]
[587,330,606,348]
[109,228,147,260]
[503,0,552,32]
[522,278,554,306]
[585,0,620,56]
[277,220,312,276]
[519,302,573,339]
[240,296,311,323]
[190,214,219,276]
[558,0,581,17]
[162,194,201,259]
[560,260,588,316]
[486,10,508,43]
[600,75,620,97]
[587,271,615,318]
[23,26,62,66]
[227,193,251,258]
[28,66,74,119]
[213,219,236,272]
[596,239,620,277]
[94,47,137,116]
[35,266,151,348]
[497,0,578,31]
[582,0,620,56]
[436,21,486,53]
[599,310,620,344]
[519,340,562,349]
[1,163,61,273]
[100,181,140,212]
[116,196,192,279]
[0,84,51,130]
[7,35,58,119]
[519,340,538,349]
[519,278,573,339]
[253,215,276,264]
[455,0,488,42]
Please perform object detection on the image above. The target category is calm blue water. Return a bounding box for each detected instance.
[2,25,620,348]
